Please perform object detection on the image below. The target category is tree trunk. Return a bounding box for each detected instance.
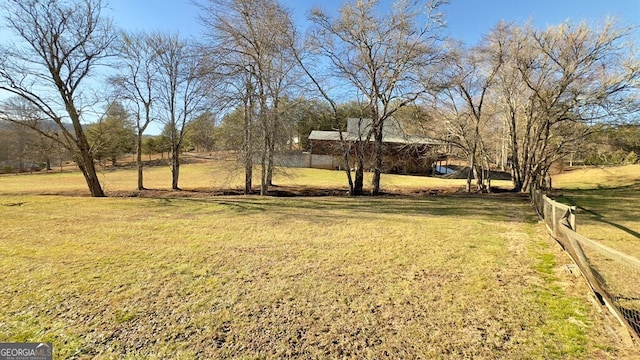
[136,132,145,190]
[171,144,180,190]
[244,104,253,194]
[260,163,268,195]
[77,153,105,197]
[260,135,268,196]
[500,127,508,171]
[243,126,253,194]
[342,151,354,196]
[473,162,484,192]
[267,97,278,187]
[266,154,274,187]
[508,111,523,192]
[353,143,365,196]
[243,79,253,195]
[466,152,474,193]
[371,128,384,196]
[266,135,275,187]
[75,130,105,197]
[244,160,253,194]
[354,166,364,195]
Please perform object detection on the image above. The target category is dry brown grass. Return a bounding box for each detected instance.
[0,157,513,197]
[0,164,637,358]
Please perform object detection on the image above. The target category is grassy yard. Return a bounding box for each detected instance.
[0,159,511,196]
[0,164,636,358]
[551,165,640,327]
[552,164,640,257]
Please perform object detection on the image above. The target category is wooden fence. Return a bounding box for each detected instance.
[531,188,640,341]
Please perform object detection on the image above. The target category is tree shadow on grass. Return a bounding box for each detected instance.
[560,181,640,195]
[33,185,535,224]
[558,185,640,240]
[575,205,640,240]
[166,192,534,224]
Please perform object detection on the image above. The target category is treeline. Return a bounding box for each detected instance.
[0,119,68,173]
[4,106,637,174]
[581,125,640,166]
[0,0,638,196]
[1,96,371,172]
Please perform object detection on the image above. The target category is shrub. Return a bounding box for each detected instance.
[623,151,638,165]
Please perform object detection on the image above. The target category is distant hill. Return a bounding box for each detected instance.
[0,117,74,132]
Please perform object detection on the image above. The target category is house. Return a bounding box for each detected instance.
[308,118,442,174]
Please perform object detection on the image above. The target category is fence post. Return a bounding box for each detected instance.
[551,202,557,237]
[569,206,576,231]
[532,188,640,341]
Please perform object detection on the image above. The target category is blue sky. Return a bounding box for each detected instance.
[107,0,640,45]
[1,0,638,131]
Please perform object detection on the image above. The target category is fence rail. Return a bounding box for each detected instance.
[531,188,640,341]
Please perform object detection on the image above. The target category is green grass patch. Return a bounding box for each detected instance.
[528,234,591,358]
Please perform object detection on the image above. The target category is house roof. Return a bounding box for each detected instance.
[384,135,440,145]
[346,117,404,138]
[308,130,344,141]
[309,119,440,145]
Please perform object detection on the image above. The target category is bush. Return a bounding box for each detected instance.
[623,151,638,165]
[1,166,15,174]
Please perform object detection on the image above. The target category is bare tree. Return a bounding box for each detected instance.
[309,0,446,195]
[240,65,256,194]
[293,47,359,195]
[205,56,258,195]
[150,33,210,190]
[0,0,116,197]
[437,31,505,192]
[495,20,640,192]
[111,32,161,190]
[199,0,298,195]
